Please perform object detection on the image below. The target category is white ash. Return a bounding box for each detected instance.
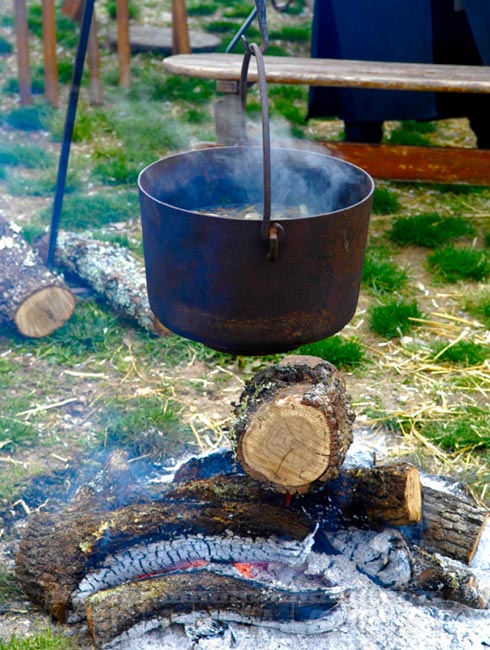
[100,551,490,650]
[72,530,316,612]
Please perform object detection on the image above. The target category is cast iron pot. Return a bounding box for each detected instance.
[138,145,373,355]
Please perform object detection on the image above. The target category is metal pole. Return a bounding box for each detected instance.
[46,0,95,268]
[226,7,257,53]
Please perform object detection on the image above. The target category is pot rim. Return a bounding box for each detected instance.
[137,145,375,220]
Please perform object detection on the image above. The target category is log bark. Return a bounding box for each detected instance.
[171,460,423,527]
[420,483,489,564]
[0,218,75,337]
[232,355,355,494]
[36,231,168,336]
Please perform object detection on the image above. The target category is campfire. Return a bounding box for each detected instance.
[15,357,490,649]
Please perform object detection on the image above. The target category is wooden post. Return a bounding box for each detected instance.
[172,0,191,55]
[87,13,103,104]
[42,0,59,107]
[116,0,130,88]
[13,0,32,105]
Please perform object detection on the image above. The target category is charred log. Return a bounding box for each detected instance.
[0,217,75,337]
[86,570,346,647]
[232,355,355,494]
[36,231,168,336]
[420,483,489,564]
[15,495,313,622]
[328,527,488,609]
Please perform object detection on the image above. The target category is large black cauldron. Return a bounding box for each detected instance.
[138,145,373,355]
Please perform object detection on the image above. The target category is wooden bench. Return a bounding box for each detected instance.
[163,53,490,184]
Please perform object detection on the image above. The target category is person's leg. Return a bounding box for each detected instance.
[468,110,490,149]
[344,121,384,143]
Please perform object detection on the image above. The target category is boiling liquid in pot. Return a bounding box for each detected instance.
[195,204,311,220]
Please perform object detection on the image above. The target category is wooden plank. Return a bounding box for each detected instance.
[163,54,490,93]
[13,0,32,105]
[42,0,58,107]
[322,142,490,185]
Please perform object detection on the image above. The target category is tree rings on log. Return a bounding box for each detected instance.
[232,355,355,494]
[0,217,75,337]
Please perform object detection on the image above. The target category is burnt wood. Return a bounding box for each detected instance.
[86,570,344,646]
[15,496,313,622]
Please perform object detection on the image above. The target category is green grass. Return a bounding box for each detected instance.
[427,246,490,282]
[430,340,490,365]
[0,143,55,169]
[387,120,437,146]
[369,298,422,339]
[6,170,81,197]
[3,104,51,131]
[463,288,490,327]
[38,190,139,231]
[421,407,490,453]
[187,2,219,16]
[295,336,365,369]
[0,627,77,650]
[106,0,140,19]
[16,300,125,367]
[362,248,408,294]
[269,24,311,42]
[99,395,195,460]
[372,187,400,215]
[390,212,475,248]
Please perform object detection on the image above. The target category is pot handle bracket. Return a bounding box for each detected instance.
[238,0,285,262]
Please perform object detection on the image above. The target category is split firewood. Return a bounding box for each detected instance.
[232,355,355,494]
[36,231,168,336]
[0,217,75,337]
[419,482,489,564]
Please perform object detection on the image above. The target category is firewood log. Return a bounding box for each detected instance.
[232,355,355,494]
[0,217,75,337]
[420,482,489,564]
[171,461,423,527]
[15,495,313,622]
[85,571,345,647]
[36,231,168,336]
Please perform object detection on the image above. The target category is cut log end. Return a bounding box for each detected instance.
[14,286,76,337]
[240,387,332,489]
[404,466,423,524]
[234,356,355,494]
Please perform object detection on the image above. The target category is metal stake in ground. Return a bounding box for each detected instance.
[46,0,95,269]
